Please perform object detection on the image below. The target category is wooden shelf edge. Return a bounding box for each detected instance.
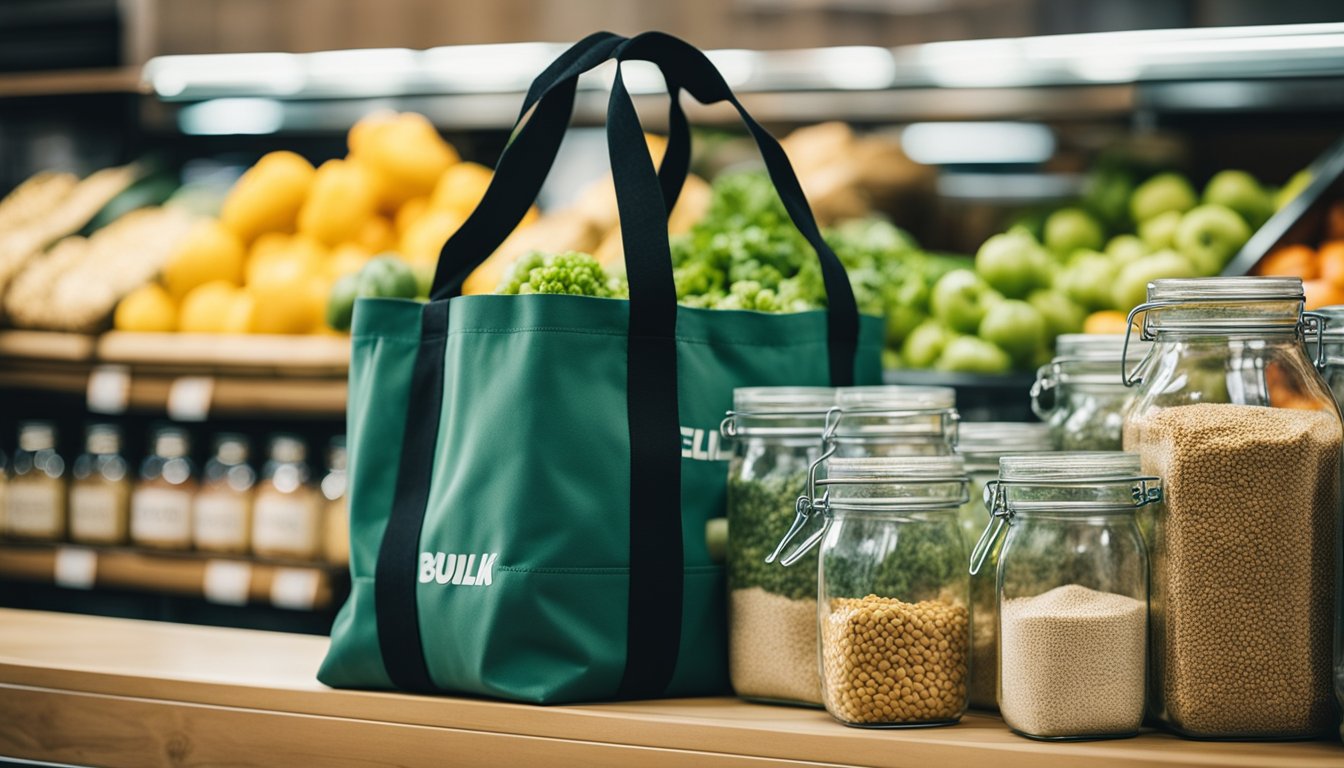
[96,331,350,371]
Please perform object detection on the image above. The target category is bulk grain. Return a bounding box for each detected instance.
[999,585,1145,738]
[821,594,969,726]
[1128,402,1340,737]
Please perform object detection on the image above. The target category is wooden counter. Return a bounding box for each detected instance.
[0,609,1339,768]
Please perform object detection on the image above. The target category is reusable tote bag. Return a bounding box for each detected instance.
[319,31,884,703]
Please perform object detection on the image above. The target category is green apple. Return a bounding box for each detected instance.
[1139,210,1182,251]
[979,299,1048,364]
[975,229,1050,299]
[1028,289,1086,337]
[1057,251,1119,311]
[885,304,927,347]
[932,269,1002,334]
[935,336,1013,374]
[1274,168,1312,211]
[1130,172,1197,224]
[1174,204,1252,275]
[1105,234,1148,265]
[1112,251,1197,312]
[1043,208,1105,257]
[1084,168,1135,231]
[902,320,956,369]
[881,348,903,370]
[1203,170,1272,230]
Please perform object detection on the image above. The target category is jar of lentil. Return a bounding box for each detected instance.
[721,386,958,706]
[1306,303,1344,743]
[1031,335,1150,451]
[954,421,1054,710]
[1123,276,1342,739]
[781,455,971,728]
[970,452,1154,740]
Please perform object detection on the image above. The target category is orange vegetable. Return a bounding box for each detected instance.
[1302,278,1344,311]
[1254,244,1317,279]
[1318,240,1344,288]
[1082,310,1133,335]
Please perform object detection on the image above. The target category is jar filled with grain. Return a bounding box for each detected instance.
[1031,335,1150,451]
[776,455,970,727]
[721,386,957,706]
[1307,303,1344,743]
[970,452,1154,740]
[1123,276,1342,740]
[954,422,1054,710]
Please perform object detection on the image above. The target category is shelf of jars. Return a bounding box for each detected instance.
[0,542,346,611]
[0,330,349,418]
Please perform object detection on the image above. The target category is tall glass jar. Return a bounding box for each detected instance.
[69,423,131,545]
[954,422,1054,710]
[778,455,971,727]
[971,453,1153,740]
[1123,276,1341,739]
[1032,335,1150,451]
[721,387,835,706]
[6,421,66,541]
[1308,303,1344,743]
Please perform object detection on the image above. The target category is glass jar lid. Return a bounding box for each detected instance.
[18,421,56,453]
[1140,276,1305,336]
[820,455,969,510]
[994,452,1160,513]
[722,386,835,438]
[956,422,1053,460]
[832,385,958,443]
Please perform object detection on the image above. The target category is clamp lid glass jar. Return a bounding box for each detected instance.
[721,387,836,705]
[1122,277,1342,740]
[970,452,1154,741]
[1031,334,1150,451]
[831,386,958,457]
[955,421,1054,710]
[778,455,972,728]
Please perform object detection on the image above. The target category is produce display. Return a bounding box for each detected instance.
[1251,198,1344,309]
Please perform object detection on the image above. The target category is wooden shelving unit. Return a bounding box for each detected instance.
[0,609,1338,768]
[0,330,349,418]
[0,542,345,611]
[0,67,143,99]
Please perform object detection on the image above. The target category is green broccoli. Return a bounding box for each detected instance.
[497,251,628,299]
[716,280,781,312]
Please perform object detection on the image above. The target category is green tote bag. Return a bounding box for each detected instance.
[319,31,883,703]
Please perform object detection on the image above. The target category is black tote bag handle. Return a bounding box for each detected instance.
[428,32,692,296]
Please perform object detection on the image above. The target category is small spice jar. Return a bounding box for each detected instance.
[130,426,197,550]
[6,421,66,541]
[192,434,256,555]
[970,453,1154,740]
[721,387,835,706]
[1031,335,1150,451]
[777,455,971,728]
[954,421,1054,710]
[252,434,322,560]
[69,423,131,545]
[1123,277,1342,739]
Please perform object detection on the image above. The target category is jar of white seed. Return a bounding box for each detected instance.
[970,452,1154,741]
[775,455,971,728]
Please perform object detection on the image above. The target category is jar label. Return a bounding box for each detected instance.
[253,492,319,557]
[70,485,125,541]
[323,500,349,565]
[194,492,250,549]
[6,481,63,537]
[131,487,193,546]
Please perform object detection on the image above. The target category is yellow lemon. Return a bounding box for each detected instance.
[430,162,493,216]
[246,235,326,287]
[350,112,459,209]
[178,280,242,333]
[327,243,373,280]
[220,150,315,243]
[355,215,396,253]
[249,231,291,263]
[395,197,429,235]
[297,159,379,247]
[163,219,246,300]
[221,291,255,334]
[248,274,328,335]
[114,283,177,332]
[400,209,465,265]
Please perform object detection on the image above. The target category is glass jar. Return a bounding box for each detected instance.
[721,386,958,706]
[777,455,971,727]
[1123,276,1341,739]
[321,437,349,566]
[193,434,256,555]
[970,453,1153,740]
[721,387,835,706]
[131,427,197,549]
[252,434,322,560]
[954,422,1054,710]
[1308,303,1344,744]
[1031,334,1151,451]
[69,423,130,545]
[6,421,66,541]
